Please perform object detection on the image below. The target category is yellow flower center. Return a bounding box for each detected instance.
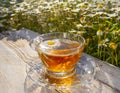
[109,42,117,50]
[47,41,55,45]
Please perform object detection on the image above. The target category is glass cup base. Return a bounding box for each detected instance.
[46,68,76,79]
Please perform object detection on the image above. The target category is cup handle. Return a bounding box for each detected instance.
[29,36,41,51]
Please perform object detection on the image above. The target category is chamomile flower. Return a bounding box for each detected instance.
[97,3,103,8]
[98,40,107,48]
[96,29,103,36]
[109,42,117,50]
[76,24,83,29]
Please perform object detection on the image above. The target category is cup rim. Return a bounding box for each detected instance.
[38,32,85,52]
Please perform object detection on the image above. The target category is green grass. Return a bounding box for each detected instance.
[0,0,120,67]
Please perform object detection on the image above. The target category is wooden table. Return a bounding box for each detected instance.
[0,29,120,93]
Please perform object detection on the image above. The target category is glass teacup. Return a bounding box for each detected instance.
[30,32,85,88]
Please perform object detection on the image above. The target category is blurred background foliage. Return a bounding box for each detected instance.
[0,0,120,67]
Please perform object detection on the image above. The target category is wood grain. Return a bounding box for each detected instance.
[2,38,40,65]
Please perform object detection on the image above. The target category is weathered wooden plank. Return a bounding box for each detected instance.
[0,29,120,93]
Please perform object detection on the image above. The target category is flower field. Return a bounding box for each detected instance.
[0,0,120,67]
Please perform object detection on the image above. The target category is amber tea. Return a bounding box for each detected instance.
[37,39,84,73]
